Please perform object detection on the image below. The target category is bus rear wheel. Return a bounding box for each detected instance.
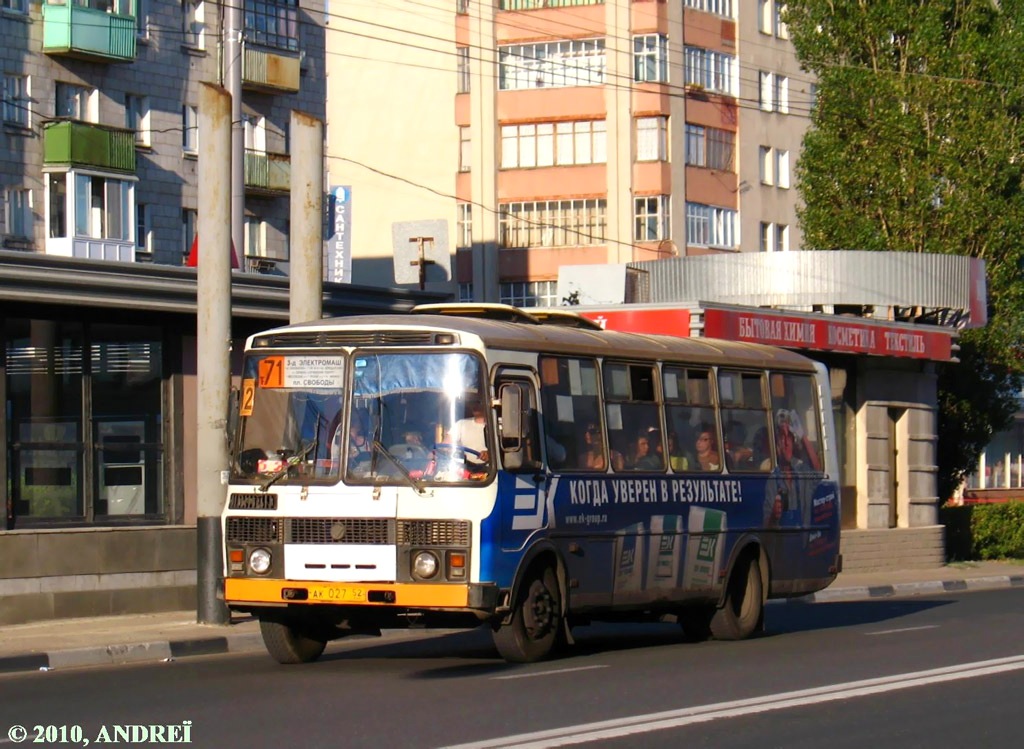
[493,565,562,663]
[259,616,328,664]
[710,554,763,641]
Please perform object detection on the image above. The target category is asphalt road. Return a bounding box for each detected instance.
[1,589,1021,749]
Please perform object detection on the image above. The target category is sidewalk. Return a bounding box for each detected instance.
[1,561,1021,675]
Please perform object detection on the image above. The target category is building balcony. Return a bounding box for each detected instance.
[42,1,137,63]
[43,120,136,174]
[244,150,290,195]
[241,41,301,94]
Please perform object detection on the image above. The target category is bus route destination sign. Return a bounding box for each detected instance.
[257,356,345,389]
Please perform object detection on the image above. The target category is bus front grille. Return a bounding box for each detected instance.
[256,331,439,348]
[398,520,471,547]
[226,517,283,544]
[289,518,393,545]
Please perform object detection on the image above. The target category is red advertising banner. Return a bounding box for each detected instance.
[578,308,691,336]
[703,308,954,361]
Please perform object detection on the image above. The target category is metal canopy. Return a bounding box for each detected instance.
[0,251,447,321]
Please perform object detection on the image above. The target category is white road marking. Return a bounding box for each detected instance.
[865,625,940,636]
[493,665,608,681]
[442,654,1024,749]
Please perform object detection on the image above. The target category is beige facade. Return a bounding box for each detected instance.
[326,0,808,303]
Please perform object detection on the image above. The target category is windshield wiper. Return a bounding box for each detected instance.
[258,438,317,492]
[370,439,426,494]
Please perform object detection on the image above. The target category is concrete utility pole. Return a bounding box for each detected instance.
[196,83,232,625]
[289,110,324,324]
[225,0,244,264]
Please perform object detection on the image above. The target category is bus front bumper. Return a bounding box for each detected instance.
[225,577,500,611]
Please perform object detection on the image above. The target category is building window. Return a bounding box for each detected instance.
[2,74,29,129]
[183,0,206,50]
[136,203,151,254]
[685,124,734,170]
[182,105,199,154]
[2,0,29,13]
[686,202,737,249]
[244,216,266,257]
[5,319,166,523]
[125,95,150,147]
[500,0,602,7]
[636,116,668,162]
[502,120,605,168]
[5,188,33,239]
[685,0,732,17]
[684,47,736,96]
[499,39,605,91]
[775,75,790,114]
[457,0,469,14]
[760,222,789,252]
[459,282,473,302]
[760,71,789,113]
[243,114,266,152]
[136,0,151,39]
[634,195,671,242]
[776,149,790,188]
[775,2,789,38]
[182,208,197,259]
[634,35,668,83]
[243,0,299,51]
[457,202,472,249]
[500,280,558,308]
[74,174,131,240]
[776,223,789,251]
[758,0,772,34]
[759,146,774,185]
[556,120,605,165]
[459,126,471,172]
[457,47,470,94]
[499,199,606,249]
[55,82,95,121]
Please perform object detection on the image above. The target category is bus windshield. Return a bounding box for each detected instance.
[349,351,490,484]
[231,350,491,486]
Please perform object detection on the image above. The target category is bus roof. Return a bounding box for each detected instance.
[249,311,818,371]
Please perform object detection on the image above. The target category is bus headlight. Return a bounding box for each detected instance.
[412,551,439,580]
[249,547,272,575]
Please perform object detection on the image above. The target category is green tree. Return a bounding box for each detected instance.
[785,0,1024,499]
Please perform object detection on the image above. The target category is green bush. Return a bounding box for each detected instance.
[941,502,1024,560]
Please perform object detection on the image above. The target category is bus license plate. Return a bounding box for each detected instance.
[307,585,368,602]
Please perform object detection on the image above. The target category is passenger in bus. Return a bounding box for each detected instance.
[348,423,370,461]
[449,398,489,466]
[751,426,773,470]
[579,423,607,470]
[694,426,721,471]
[629,432,663,471]
[724,420,753,470]
[667,431,689,471]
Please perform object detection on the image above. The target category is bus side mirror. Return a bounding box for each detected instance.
[500,384,523,443]
[499,384,524,470]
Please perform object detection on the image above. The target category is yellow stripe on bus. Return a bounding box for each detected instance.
[225,578,470,608]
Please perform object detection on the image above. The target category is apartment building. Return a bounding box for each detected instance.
[326,0,811,305]
[1,0,325,270]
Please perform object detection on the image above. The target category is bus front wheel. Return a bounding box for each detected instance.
[259,616,328,664]
[710,554,763,641]
[493,565,562,663]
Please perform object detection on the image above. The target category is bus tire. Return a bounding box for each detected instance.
[493,565,562,663]
[678,605,715,642]
[710,554,763,641]
[259,616,328,664]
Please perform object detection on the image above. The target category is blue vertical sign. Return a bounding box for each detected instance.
[327,186,352,283]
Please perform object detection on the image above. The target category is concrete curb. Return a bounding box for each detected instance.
[802,574,1024,603]
[0,632,266,675]
[1,576,1021,676]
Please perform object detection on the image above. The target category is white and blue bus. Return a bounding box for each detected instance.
[223,304,840,664]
